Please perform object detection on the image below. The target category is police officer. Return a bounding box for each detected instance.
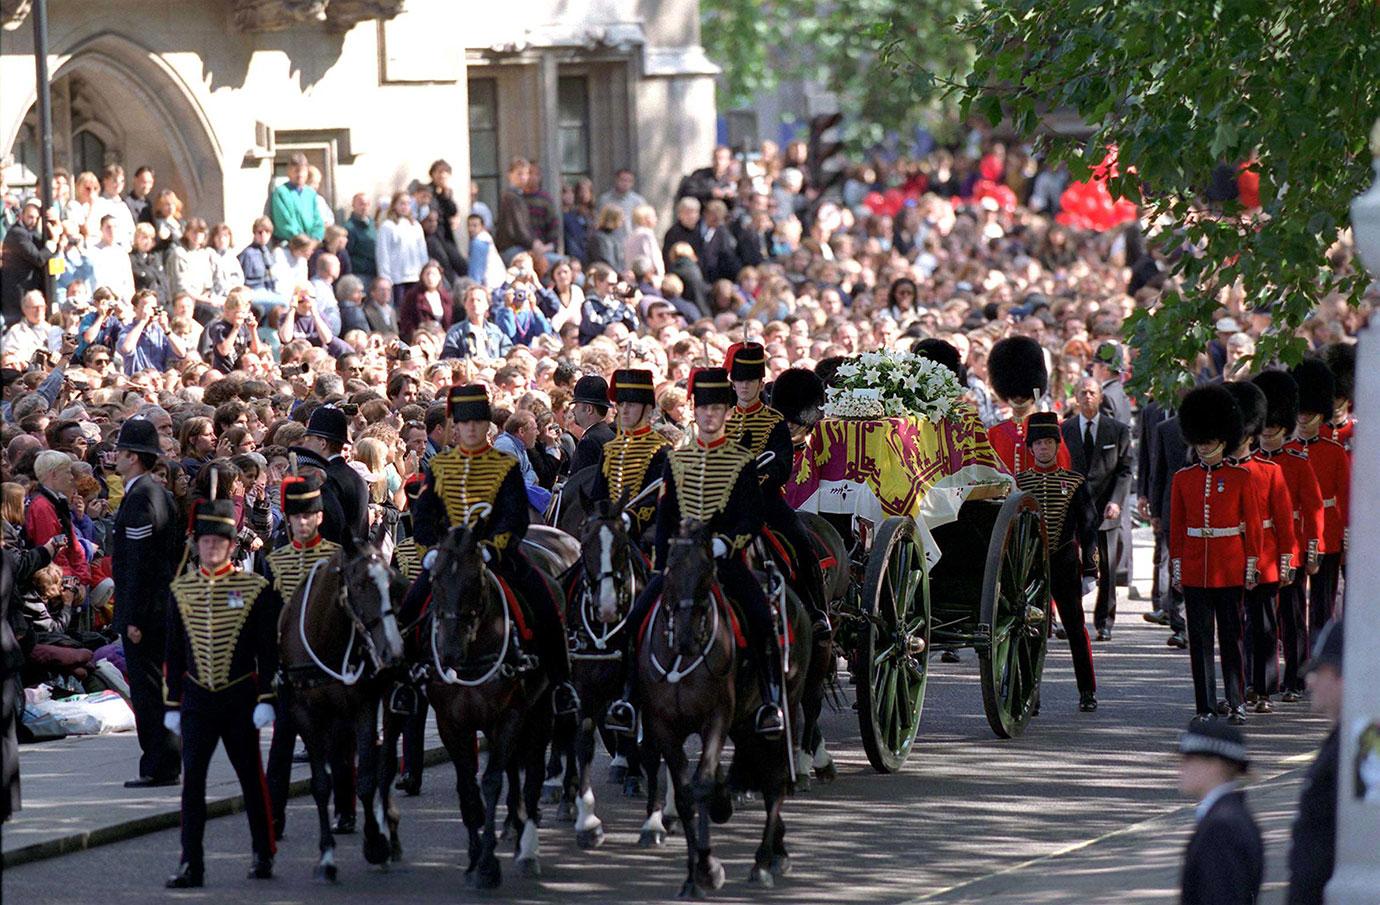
[1170,385,1264,725]
[1287,620,1343,905]
[111,418,183,788]
[724,342,829,634]
[1222,380,1296,714]
[1177,719,1264,905]
[590,368,670,541]
[1015,412,1099,712]
[290,406,370,553]
[1252,371,1325,703]
[568,375,615,474]
[408,384,578,715]
[986,336,1072,474]
[607,367,784,738]
[1287,358,1349,636]
[262,474,354,837]
[164,499,280,888]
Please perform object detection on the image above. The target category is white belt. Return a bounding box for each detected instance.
[1261,519,1274,529]
[1187,526,1243,538]
[1322,497,1337,508]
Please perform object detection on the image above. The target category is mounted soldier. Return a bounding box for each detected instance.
[589,368,670,542]
[607,366,784,738]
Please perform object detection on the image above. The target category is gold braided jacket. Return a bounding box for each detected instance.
[1015,467,1085,549]
[602,425,670,525]
[427,445,519,551]
[266,537,341,602]
[726,401,783,461]
[169,568,270,693]
[394,536,422,581]
[667,439,755,550]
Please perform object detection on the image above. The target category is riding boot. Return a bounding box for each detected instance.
[754,640,785,739]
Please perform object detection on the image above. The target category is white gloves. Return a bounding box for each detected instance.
[163,711,181,736]
[422,549,437,570]
[253,703,275,729]
[481,546,493,563]
[711,538,729,559]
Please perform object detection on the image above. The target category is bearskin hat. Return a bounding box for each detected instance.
[913,338,964,379]
[769,368,827,427]
[1322,343,1355,404]
[1222,380,1267,439]
[1291,358,1335,418]
[988,336,1048,403]
[1178,383,1243,451]
[1251,370,1299,432]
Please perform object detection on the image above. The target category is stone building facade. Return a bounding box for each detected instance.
[0,0,717,231]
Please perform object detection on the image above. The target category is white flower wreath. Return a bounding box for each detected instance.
[822,351,963,421]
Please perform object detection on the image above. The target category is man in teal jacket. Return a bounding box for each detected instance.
[270,152,324,244]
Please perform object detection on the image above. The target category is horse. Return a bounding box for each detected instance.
[543,492,663,849]
[277,542,407,881]
[639,520,811,897]
[426,518,552,889]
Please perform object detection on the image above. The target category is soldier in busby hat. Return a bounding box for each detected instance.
[409,384,578,715]
[590,368,670,538]
[1177,718,1263,905]
[723,342,830,636]
[1016,412,1100,711]
[1252,370,1325,704]
[1222,380,1296,714]
[768,367,827,448]
[164,499,281,887]
[987,336,1071,474]
[1286,358,1350,637]
[1321,342,1356,452]
[1170,384,1264,725]
[607,367,786,738]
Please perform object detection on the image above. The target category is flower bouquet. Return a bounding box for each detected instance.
[822,350,964,422]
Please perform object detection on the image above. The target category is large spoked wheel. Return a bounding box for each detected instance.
[855,516,930,773]
[978,491,1051,739]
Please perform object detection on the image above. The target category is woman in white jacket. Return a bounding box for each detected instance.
[375,191,427,306]
[623,203,665,281]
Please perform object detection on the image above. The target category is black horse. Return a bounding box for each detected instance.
[427,520,552,889]
[639,520,811,897]
[277,542,407,881]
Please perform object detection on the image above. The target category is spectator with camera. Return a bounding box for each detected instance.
[491,259,556,347]
[204,287,261,373]
[580,263,639,345]
[117,289,186,375]
[441,284,511,361]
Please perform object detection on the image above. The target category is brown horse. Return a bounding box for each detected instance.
[277,542,407,881]
[426,521,552,889]
[639,520,811,898]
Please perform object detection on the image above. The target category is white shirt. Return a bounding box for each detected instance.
[271,247,311,294]
[88,239,135,300]
[91,193,136,250]
[1078,413,1100,442]
[2,319,61,359]
[310,278,342,335]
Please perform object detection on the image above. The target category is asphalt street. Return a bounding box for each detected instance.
[2,571,1331,904]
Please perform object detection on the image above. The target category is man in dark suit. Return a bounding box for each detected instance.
[1062,378,1132,640]
[1093,342,1134,590]
[568,375,615,475]
[1,198,59,324]
[1178,719,1263,905]
[1137,400,1169,614]
[289,406,369,553]
[111,418,183,787]
[1288,621,1342,905]
[1149,409,1189,647]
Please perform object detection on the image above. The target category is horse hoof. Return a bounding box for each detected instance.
[696,856,726,891]
[541,781,563,805]
[556,800,575,823]
[623,776,645,798]
[363,835,392,866]
[678,880,705,899]
[814,761,837,783]
[770,855,792,879]
[638,829,665,847]
[314,863,338,884]
[518,857,541,878]
[607,763,628,785]
[576,826,605,850]
[749,865,775,888]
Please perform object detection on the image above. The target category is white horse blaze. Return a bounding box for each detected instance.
[575,787,601,832]
[368,562,404,657]
[518,821,540,860]
[597,525,617,621]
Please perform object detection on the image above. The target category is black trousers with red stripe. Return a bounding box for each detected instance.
[177,681,275,870]
[1243,581,1280,698]
[1049,545,1095,694]
[1278,581,1309,694]
[1183,586,1246,716]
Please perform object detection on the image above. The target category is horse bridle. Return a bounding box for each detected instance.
[648,537,722,684]
[297,554,388,685]
[577,518,637,654]
[429,536,515,687]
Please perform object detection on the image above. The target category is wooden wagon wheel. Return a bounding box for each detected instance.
[978,491,1051,739]
[855,516,930,773]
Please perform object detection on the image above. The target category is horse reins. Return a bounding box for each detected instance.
[297,558,366,685]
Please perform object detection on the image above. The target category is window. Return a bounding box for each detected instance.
[557,76,590,187]
[469,78,499,215]
[73,130,107,175]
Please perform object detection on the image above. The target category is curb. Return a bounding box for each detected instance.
[2,745,453,869]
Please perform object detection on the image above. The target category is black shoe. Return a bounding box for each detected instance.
[552,681,581,717]
[166,863,204,888]
[754,703,785,738]
[1167,632,1187,649]
[1142,610,1170,626]
[394,775,421,796]
[1215,699,1230,716]
[125,775,179,789]
[333,813,356,835]
[1228,707,1247,726]
[605,700,636,736]
[1095,628,1112,642]
[941,649,961,663]
[1054,625,1068,640]
[1079,692,1098,712]
[247,854,274,879]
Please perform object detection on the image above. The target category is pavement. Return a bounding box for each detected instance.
[1,526,1333,903]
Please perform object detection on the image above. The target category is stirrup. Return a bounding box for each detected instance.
[388,683,419,716]
[754,703,785,738]
[553,681,581,717]
[605,700,636,735]
[812,610,832,636]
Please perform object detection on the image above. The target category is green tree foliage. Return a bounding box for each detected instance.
[944,0,1380,396]
[701,0,975,145]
